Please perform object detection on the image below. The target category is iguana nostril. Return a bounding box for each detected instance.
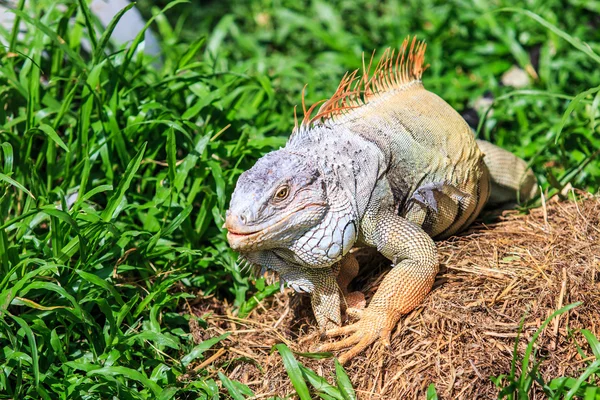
[240,214,248,224]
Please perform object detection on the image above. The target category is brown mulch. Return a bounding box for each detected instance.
[188,194,600,399]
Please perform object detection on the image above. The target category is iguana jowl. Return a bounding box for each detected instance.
[225,37,537,364]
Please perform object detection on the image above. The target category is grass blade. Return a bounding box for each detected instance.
[88,366,161,396]
[76,0,98,51]
[166,127,177,185]
[0,142,14,174]
[334,360,356,400]
[174,133,210,193]
[75,270,125,306]
[564,360,600,400]
[9,8,86,69]
[181,333,230,367]
[275,344,311,400]
[177,37,206,70]
[218,372,253,400]
[93,2,136,63]
[581,329,600,360]
[102,142,146,222]
[0,173,34,199]
[6,313,39,389]
[553,85,600,144]
[121,0,189,72]
[8,0,26,53]
[300,365,343,400]
[496,8,600,65]
[519,303,582,391]
[40,206,80,233]
[427,383,439,400]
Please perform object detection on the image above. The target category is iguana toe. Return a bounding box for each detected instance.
[344,291,366,321]
[346,307,364,321]
[322,323,357,338]
[318,308,394,365]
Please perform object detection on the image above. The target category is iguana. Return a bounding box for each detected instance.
[224,37,537,364]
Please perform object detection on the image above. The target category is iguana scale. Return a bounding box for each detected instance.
[225,37,537,364]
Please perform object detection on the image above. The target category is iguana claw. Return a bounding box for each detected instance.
[317,308,394,365]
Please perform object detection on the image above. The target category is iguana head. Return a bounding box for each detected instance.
[225,149,329,253]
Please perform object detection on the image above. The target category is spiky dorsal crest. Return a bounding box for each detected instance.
[291,36,428,136]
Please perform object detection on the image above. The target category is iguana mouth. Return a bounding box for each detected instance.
[226,229,260,238]
[226,202,327,249]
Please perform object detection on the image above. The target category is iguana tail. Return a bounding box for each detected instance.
[476,140,538,205]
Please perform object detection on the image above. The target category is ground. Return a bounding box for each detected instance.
[188,194,600,398]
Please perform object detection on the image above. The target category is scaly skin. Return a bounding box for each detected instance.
[225,37,537,364]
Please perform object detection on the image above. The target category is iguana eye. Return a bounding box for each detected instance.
[273,185,290,202]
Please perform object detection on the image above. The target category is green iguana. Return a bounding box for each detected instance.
[224,37,537,364]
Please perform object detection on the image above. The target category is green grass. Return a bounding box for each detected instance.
[492,303,600,399]
[274,345,356,400]
[0,0,599,398]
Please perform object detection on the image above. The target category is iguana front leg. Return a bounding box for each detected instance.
[335,253,366,317]
[318,210,438,364]
[309,268,341,330]
[310,253,365,330]
[243,251,343,329]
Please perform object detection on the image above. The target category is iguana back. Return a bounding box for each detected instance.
[289,40,493,240]
[334,83,490,238]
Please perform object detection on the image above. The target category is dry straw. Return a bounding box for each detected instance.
[191,194,600,399]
